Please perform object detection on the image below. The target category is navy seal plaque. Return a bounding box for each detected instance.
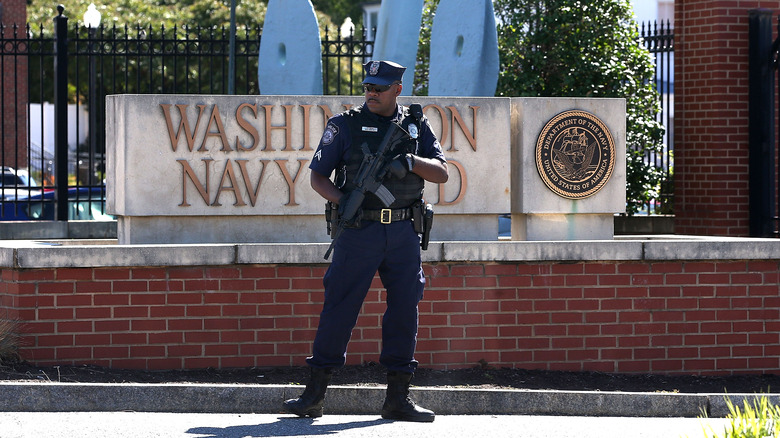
[535,110,616,200]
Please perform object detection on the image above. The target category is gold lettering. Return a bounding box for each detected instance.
[163,102,488,211]
[177,158,212,206]
[300,105,314,151]
[201,104,231,152]
[235,159,269,207]
[213,160,246,206]
[161,104,207,152]
[263,104,294,151]
[235,103,260,151]
[275,158,308,206]
[437,159,467,206]
[424,105,449,149]
[319,104,334,123]
[448,106,478,152]
[318,103,354,124]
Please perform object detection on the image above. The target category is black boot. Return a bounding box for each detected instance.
[381,371,435,422]
[282,367,333,418]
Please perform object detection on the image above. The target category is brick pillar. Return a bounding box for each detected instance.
[674,0,780,236]
[0,0,28,169]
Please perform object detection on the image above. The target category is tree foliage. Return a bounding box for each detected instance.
[494,0,665,214]
[412,0,441,96]
[27,0,267,30]
[310,0,365,27]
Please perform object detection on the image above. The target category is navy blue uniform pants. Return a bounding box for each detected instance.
[307,219,425,374]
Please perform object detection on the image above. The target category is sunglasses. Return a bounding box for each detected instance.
[363,83,396,93]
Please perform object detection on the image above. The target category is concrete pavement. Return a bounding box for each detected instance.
[1,381,776,417]
[0,412,732,438]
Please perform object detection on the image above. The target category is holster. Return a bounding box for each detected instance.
[412,200,434,250]
[326,201,363,238]
[326,201,338,237]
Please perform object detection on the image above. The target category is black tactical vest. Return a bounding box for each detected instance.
[341,105,424,209]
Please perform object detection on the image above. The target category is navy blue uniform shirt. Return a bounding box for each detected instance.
[310,103,446,179]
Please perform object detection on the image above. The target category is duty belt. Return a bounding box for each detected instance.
[362,208,412,224]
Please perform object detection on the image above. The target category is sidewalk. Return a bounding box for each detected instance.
[0,412,732,438]
[0,381,770,417]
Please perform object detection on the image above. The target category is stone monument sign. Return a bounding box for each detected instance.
[106,95,624,244]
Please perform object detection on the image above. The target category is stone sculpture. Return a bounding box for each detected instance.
[257,0,323,95]
[428,0,499,96]
[371,0,424,95]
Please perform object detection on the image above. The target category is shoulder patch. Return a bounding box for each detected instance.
[321,123,339,145]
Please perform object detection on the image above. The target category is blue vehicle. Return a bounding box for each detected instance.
[0,187,113,221]
[1,167,42,201]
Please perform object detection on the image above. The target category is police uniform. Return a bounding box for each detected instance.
[307,61,446,374]
[283,60,442,422]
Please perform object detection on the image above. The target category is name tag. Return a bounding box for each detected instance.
[362,126,378,132]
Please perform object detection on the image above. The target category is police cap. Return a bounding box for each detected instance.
[362,60,406,85]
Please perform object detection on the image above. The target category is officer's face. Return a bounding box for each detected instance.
[364,82,402,117]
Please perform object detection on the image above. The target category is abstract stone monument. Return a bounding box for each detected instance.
[257,0,322,95]
[371,0,424,95]
[428,0,499,96]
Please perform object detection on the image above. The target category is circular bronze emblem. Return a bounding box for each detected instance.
[535,110,615,199]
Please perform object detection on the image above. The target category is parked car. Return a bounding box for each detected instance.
[1,166,37,187]
[0,187,113,221]
[0,167,42,201]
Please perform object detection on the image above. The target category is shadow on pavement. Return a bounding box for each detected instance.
[186,416,391,437]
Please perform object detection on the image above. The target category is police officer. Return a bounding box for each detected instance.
[282,60,448,422]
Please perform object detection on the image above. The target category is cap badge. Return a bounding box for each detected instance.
[369,61,380,76]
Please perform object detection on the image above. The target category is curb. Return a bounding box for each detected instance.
[3,382,778,417]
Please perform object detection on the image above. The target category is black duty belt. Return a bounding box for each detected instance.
[362,208,412,224]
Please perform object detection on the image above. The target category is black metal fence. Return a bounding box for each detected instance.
[748,11,779,237]
[640,20,674,215]
[0,12,673,221]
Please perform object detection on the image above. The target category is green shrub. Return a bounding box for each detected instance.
[701,395,780,438]
[494,0,665,214]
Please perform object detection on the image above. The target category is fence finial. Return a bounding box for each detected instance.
[57,5,65,16]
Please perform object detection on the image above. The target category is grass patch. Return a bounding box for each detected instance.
[701,394,780,438]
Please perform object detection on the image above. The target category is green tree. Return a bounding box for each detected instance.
[310,0,365,27]
[494,0,666,214]
[27,0,266,30]
[25,0,345,99]
[412,0,440,96]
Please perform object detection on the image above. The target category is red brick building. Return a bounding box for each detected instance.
[0,0,26,26]
[674,0,780,236]
[0,0,28,168]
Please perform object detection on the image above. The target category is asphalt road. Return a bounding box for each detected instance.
[2,412,730,438]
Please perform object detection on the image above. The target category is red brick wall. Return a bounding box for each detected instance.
[2,260,779,375]
[0,0,28,168]
[0,0,26,25]
[674,1,780,236]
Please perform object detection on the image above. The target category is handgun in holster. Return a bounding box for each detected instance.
[325,201,339,237]
[412,200,434,250]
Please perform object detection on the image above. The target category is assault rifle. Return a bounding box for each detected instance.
[324,122,409,259]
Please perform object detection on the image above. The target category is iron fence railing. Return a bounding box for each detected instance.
[0,13,672,221]
[639,20,674,215]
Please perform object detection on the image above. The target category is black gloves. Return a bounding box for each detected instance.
[386,154,415,179]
